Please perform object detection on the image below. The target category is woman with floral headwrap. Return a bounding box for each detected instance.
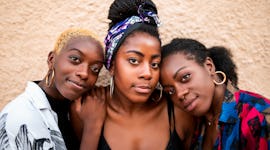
[78,0,195,150]
[0,28,105,150]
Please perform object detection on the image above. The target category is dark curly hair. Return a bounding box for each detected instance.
[108,0,160,43]
[161,38,238,86]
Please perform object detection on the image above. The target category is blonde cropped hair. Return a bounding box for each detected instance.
[53,28,103,54]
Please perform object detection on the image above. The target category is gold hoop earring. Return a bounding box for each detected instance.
[110,76,114,97]
[152,82,163,102]
[213,71,226,85]
[45,69,55,87]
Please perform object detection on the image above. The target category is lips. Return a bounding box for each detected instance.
[183,96,198,112]
[67,79,87,91]
[133,85,152,94]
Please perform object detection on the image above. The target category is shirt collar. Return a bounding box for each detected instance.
[25,81,52,110]
[218,81,239,124]
[219,101,238,123]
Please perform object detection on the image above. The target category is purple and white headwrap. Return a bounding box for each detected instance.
[104,4,161,69]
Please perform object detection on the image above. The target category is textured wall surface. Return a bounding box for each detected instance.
[0,0,269,110]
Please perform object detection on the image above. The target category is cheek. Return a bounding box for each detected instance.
[53,60,70,79]
[115,59,134,81]
[170,96,184,109]
[200,76,215,94]
[53,68,66,86]
[113,66,131,88]
[152,70,160,82]
[160,66,172,84]
[195,69,214,90]
[195,77,215,105]
[87,74,99,87]
[194,79,215,113]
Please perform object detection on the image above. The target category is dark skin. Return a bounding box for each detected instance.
[174,106,196,149]
[38,36,105,149]
[160,53,227,149]
[71,86,107,150]
[104,32,168,150]
[80,32,193,150]
[38,37,104,100]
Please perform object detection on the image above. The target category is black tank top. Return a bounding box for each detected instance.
[37,81,80,150]
[43,88,80,150]
[98,100,184,150]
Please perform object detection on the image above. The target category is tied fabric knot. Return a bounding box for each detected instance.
[137,4,161,27]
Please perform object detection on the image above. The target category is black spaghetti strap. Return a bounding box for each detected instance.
[167,98,172,125]
[98,126,111,150]
[166,95,176,133]
[165,95,185,149]
[171,100,176,128]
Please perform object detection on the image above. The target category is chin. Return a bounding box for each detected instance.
[191,112,204,117]
[131,95,150,103]
[174,104,183,110]
[191,108,208,117]
[62,92,81,101]
[135,98,149,103]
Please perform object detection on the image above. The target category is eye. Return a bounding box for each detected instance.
[69,56,81,63]
[128,58,139,65]
[181,74,191,82]
[151,62,160,69]
[164,87,176,95]
[90,64,101,74]
[168,88,176,95]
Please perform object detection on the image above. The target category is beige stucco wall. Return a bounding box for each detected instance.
[0,0,269,110]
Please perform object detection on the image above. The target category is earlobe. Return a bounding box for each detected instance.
[47,51,55,69]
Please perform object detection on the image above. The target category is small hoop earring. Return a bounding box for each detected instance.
[45,69,55,87]
[110,76,114,97]
[152,82,163,102]
[213,71,226,85]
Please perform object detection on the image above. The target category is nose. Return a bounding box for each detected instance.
[76,64,89,80]
[139,63,152,80]
[175,84,189,101]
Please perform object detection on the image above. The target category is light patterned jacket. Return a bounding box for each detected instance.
[0,81,66,150]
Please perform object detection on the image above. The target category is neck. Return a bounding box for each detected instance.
[205,84,226,126]
[108,89,153,116]
[38,79,65,100]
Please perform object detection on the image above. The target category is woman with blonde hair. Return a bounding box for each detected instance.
[0,28,105,150]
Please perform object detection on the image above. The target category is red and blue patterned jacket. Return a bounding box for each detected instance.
[192,90,270,150]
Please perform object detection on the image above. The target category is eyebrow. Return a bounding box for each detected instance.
[173,66,186,79]
[69,48,104,63]
[68,48,82,53]
[126,50,161,59]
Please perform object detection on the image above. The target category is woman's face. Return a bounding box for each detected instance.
[50,37,104,100]
[160,53,215,116]
[112,32,161,103]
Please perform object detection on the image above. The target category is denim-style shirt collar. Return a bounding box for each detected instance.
[219,81,239,124]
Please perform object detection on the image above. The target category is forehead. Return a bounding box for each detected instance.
[59,37,103,60]
[119,32,160,53]
[161,53,196,79]
[162,52,187,65]
[62,37,99,51]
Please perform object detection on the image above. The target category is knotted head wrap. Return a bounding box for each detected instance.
[104,3,161,69]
